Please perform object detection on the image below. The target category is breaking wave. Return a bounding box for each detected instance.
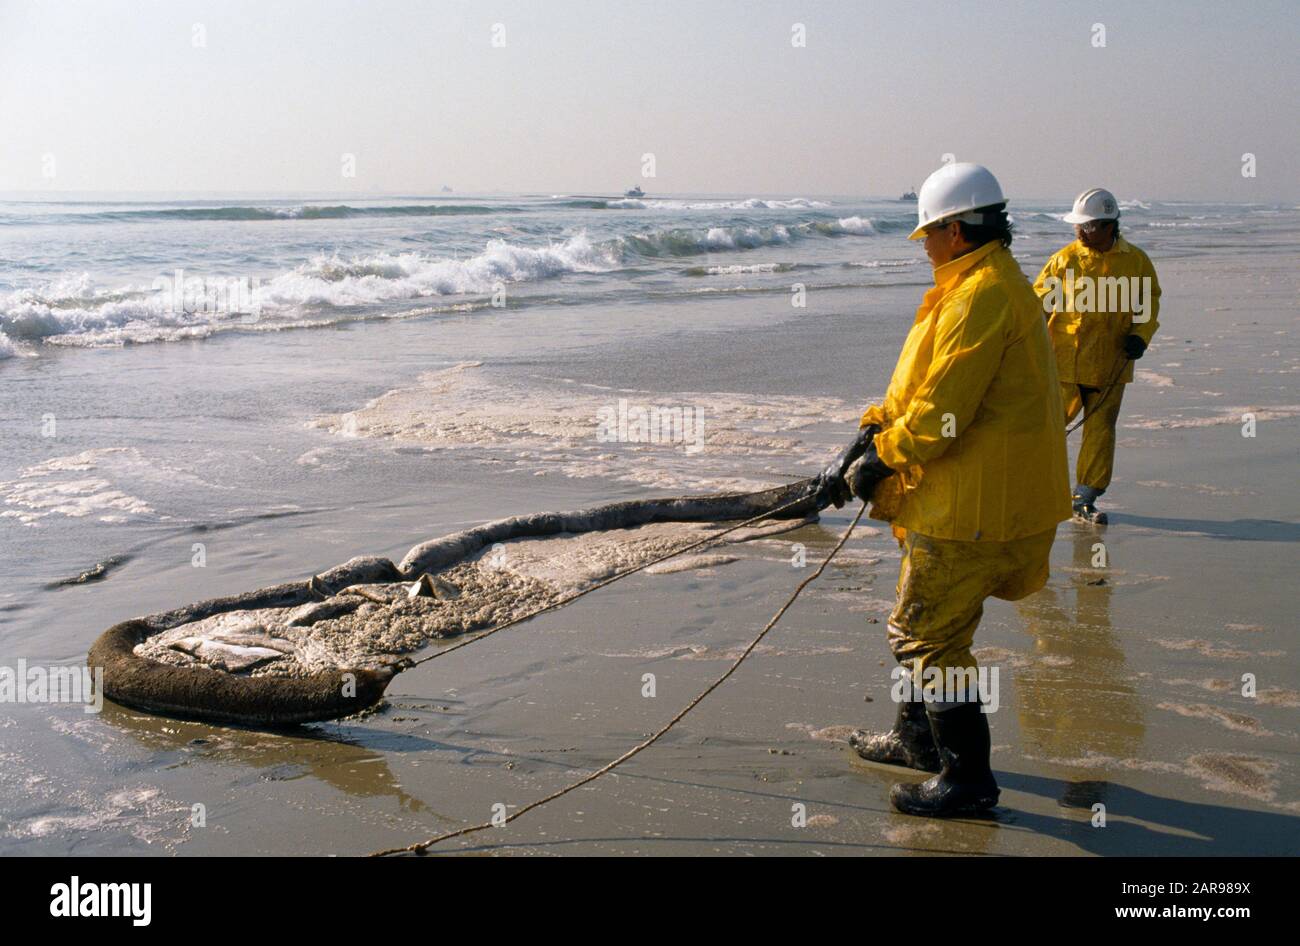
[0,217,879,347]
[0,233,620,343]
[829,215,875,235]
[621,216,875,257]
[262,233,621,306]
[0,274,171,341]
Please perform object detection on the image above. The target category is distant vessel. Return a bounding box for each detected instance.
[441,185,453,193]
[624,186,644,198]
[900,189,918,201]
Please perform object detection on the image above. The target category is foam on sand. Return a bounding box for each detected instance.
[311,361,860,492]
[0,449,157,526]
[1126,404,1300,429]
[1155,701,1270,735]
[1186,753,1280,802]
[0,447,222,526]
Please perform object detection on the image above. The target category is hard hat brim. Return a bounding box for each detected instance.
[908,204,1006,240]
[1062,210,1118,224]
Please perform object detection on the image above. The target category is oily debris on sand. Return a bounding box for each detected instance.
[135,563,562,678]
[134,518,806,679]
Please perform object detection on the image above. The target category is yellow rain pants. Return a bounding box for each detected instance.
[1061,381,1127,492]
[888,528,1057,675]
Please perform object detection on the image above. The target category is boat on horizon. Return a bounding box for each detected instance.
[624,186,645,198]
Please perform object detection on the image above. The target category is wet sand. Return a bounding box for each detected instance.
[3,252,1297,856]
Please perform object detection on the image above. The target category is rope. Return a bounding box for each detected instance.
[359,337,1112,852]
[1065,354,1130,436]
[403,490,818,669]
[368,501,867,857]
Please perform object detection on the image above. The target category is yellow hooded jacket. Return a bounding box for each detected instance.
[861,240,1071,542]
[1033,236,1161,386]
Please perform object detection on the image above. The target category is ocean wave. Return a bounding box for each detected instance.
[0,216,879,346]
[0,234,621,342]
[605,197,831,211]
[621,217,874,257]
[25,303,486,349]
[1143,220,1237,229]
[620,225,787,256]
[12,197,839,221]
[263,232,621,305]
[4,203,508,225]
[0,274,175,340]
[831,215,875,235]
[265,219,856,299]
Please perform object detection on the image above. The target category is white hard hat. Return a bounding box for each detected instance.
[908,162,1007,240]
[1062,187,1120,224]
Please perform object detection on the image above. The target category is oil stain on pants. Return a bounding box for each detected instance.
[887,528,1058,676]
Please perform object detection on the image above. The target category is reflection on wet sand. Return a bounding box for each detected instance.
[1014,530,1145,787]
[97,700,450,816]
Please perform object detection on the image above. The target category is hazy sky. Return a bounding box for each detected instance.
[2,0,1296,200]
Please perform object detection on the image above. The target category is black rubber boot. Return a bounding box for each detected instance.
[889,702,999,816]
[1071,486,1108,525]
[848,698,941,772]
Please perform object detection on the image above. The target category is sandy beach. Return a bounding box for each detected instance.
[3,237,1296,856]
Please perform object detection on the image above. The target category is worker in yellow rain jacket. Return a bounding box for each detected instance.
[1033,188,1161,524]
[813,163,1070,817]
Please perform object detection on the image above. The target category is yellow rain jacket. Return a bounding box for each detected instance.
[860,240,1071,542]
[1033,236,1161,386]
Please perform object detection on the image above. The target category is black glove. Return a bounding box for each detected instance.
[848,443,895,501]
[1123,334,1147,360]
[812,425,879,509]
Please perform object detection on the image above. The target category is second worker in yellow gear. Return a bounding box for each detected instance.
[1034,187,1162,522]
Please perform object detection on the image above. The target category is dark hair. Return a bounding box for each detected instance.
[956,203,1014,248]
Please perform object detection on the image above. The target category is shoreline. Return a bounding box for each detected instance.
[2,251,1297,855]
